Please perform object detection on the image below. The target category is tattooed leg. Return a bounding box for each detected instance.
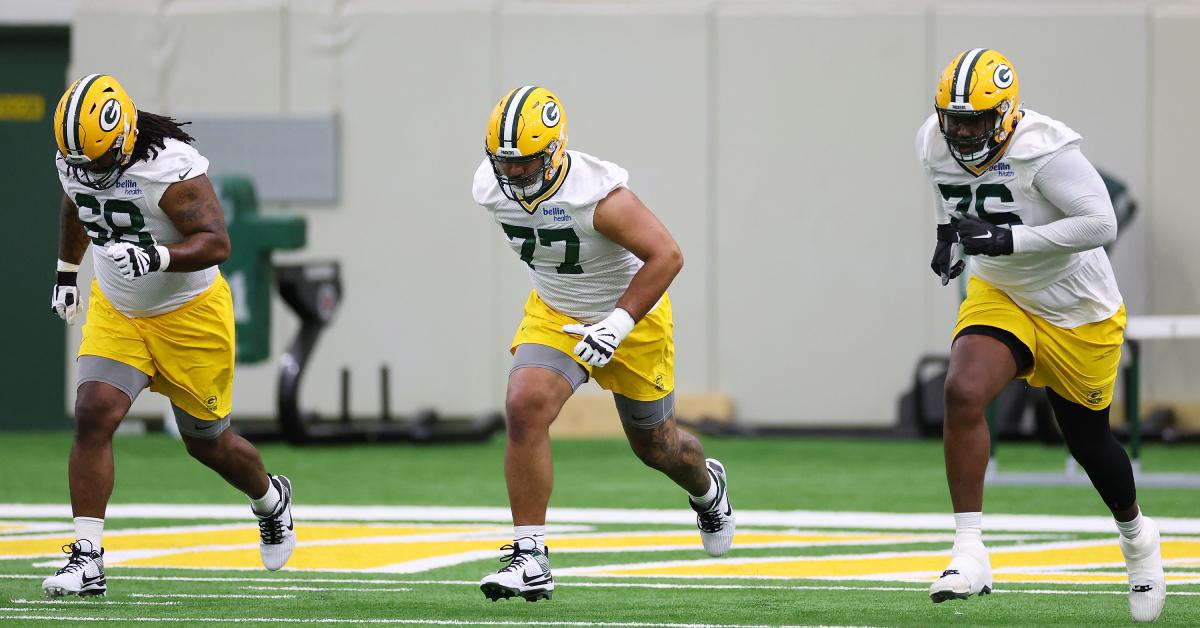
[622,416,711,495]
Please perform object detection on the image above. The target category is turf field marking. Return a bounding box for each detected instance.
[0,616,870,627]
[128,595,295,600]
[11,598,179,605]
[10,524,996,574]
[244,586,413,592]
[0,522,72,535]
[6,572,1200,594]
[3,504,1199,533]
[5,572,1200,595]
[252,580,1200,597]
[557,537,1200,584]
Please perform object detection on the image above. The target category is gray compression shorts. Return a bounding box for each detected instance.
[511,343,589,392]
[78,355,149,402]
[171,405,230,440]
[510,344,675,429]
[77,355,229,439]
[614,391,675,429]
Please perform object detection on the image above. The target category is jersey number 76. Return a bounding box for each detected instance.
[938,183,1023,226]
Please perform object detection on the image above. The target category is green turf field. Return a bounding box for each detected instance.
[0,432,1197,626]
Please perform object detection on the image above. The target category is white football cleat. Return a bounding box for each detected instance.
[42,539,106,598]
[691,458,735,557]
[929,538,992,603]
[256,475,295,571]
[480,540,553,602]
[1120,516,1166,623]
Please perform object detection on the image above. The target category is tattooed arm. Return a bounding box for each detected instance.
[158,174,231,271]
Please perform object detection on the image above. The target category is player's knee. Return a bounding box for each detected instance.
[73,396,126,441]
[943,374,989,422]
[183,434,222,464]
[504,389,556,441]
[629,439,671,472]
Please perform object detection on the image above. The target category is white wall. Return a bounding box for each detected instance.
[1148,1,1200,407]
[714,2,932,423]
[58,0,1199,425]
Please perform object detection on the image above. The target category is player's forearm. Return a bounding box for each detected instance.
[1012,215,1115,255]
[58,202,90,265]
[162,232,230,272]
[615,246,683,321]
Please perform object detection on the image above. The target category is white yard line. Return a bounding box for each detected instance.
[0,616,867,627]
[5,573,1197,596]
[1,504,1198,533]
[11,598,179,606]
[128,593,297,599]
[244,586,413,593]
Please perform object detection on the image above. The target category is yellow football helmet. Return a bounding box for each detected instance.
[934,48,1022,175]
[485,86,567,203]
[53,74,139,189]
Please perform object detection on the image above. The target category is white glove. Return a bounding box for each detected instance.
[107,242,169,280]
[562,308,636,367]
[50,271,81,325]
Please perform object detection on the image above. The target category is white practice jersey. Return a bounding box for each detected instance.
[473,150,642,323]
[57,138,216,317]
[916,109,1123,328]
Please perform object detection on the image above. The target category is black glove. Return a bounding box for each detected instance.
[956,215,1013,256]
[930,222,964,285]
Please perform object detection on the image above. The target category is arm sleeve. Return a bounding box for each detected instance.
[929,177,949,224]
[915,119,951,226]
[1012,146,1117,254]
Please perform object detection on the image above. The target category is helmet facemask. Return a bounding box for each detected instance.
[489,139,561,201]
[67,144,129,190]
[937,106,1003,165]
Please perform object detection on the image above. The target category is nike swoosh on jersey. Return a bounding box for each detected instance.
[178,168,192,180]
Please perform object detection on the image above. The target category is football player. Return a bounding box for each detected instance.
[472,86,735,602]
[917,50,1164,622]
[42,74,296,598]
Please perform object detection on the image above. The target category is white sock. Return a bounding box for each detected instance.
[74,516,104,551]
[688,470,717,506]
[513,526,545,551]
[1116,510,1144,540]
[953,511,983,544]
[250,476,281,516]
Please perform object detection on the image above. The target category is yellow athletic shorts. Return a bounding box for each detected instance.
[510,290,674,401]
[954,276,1126,409]
[79,275,235,420]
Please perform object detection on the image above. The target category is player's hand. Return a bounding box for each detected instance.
[562,308,636,368]
[931,222,964,285]
[107,242,168,279]
[50,271,80,325]
[955,215,1013,256]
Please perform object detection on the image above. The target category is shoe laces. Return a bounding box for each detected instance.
[55,542,93,575]
[692,491,726,534]
[695,506,725,534]
[258,504,286,545]
[497,544,536,573]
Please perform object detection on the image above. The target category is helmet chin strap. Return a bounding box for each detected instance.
[513,180,544,200]
[510,162,558,201]
[958,144,993,164]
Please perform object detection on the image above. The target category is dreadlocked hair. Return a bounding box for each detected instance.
[130,111,195,163]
